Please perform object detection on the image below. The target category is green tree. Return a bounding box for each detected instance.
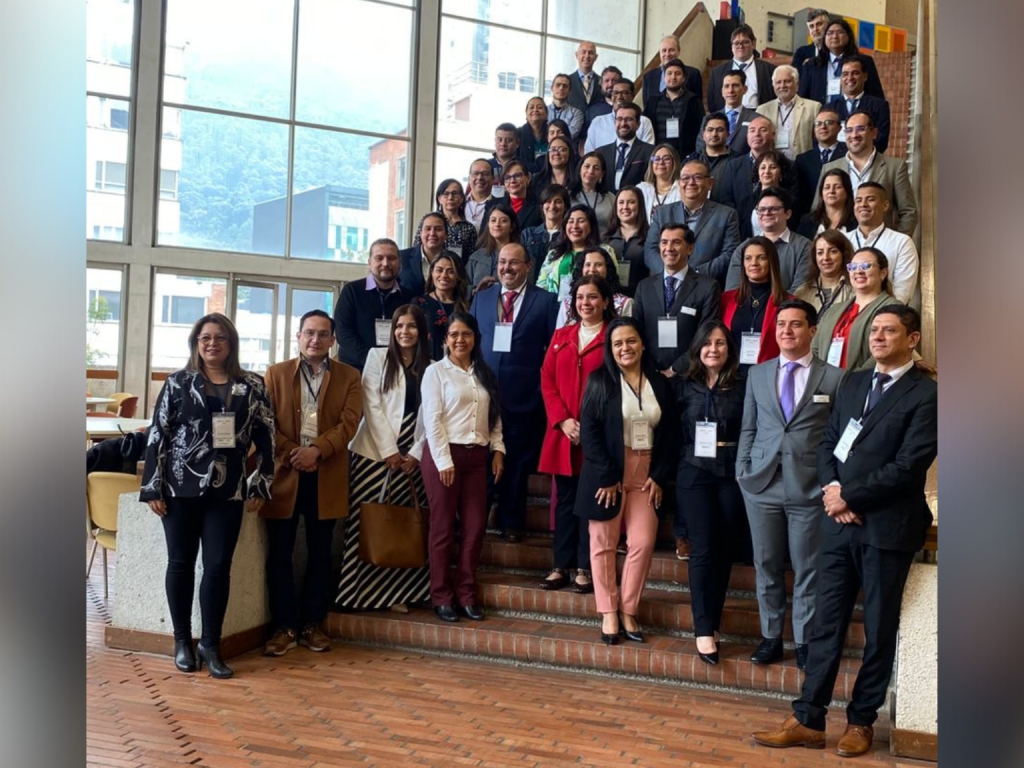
[86,296,111,367]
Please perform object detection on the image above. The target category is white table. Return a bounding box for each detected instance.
[86,417,150,440]
[87,396,116,412]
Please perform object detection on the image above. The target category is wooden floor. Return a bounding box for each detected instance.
[87,561,934,768]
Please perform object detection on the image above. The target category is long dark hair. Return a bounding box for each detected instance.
[684,319,740,390]
[811,169,856,232]
[803,229,854,290]
[571,245,622,294]
[476,201,522,252]
[567,274,617,324]
[434,178,467,219]
[752,150,796,197]
[550,203,601,262]
[736,236,788,307]
[382,305,430,394]
[187,312,244,379]
[446,312,501,432]
[535,135,578,191]
[571,151,609,197]
[603,185,650,242]
[424,253,470,314]
[580,317,656,421]
[817,18,858,63]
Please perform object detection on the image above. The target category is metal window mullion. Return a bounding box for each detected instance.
[538,0,548,93]
[411,0,441,232]
[285,0,301,259]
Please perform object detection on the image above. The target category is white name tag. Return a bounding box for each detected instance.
[694,421,717,458]
[740,332,761,364]
[630,417,651,450]
[212,412,236,449]
[775,127,791,149]
[679,305,697,316]
[300,405,319,439]
[833,418,862,463]
[827,79,842,97]
[375,319,391,346]
[493,322,513,352]
[813,394,831,404]
[658,317,678,348]
[836,122,847,145]
[491,185,505,198]
[666,117,680,139]
[827,336,845,367]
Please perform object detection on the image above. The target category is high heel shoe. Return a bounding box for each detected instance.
[619,612,644,643]
[600,614,620,645]
[173,639,196,672]
[196,641,234,679]
[696,636,719,665]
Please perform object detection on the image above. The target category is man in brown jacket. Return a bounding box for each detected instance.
[261,309,362,656]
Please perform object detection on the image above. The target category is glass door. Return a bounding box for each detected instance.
[231,280,280,374]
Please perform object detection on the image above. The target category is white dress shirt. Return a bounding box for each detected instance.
[465,197,490,230]
[637,181,681,223]
[775,351,814,411]
[620,375,661,448]
[584,113,655,153]
[499,282,528,323]
[734,59,759,108]
[846,225,920,304]
[419,357,505,471]
[862,358,915,414]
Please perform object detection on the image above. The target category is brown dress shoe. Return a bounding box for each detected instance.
[298,623,331,652]
[264,628,297,657]
[752,715,825,750]
[675,537,691,560]
[836,724,874,757]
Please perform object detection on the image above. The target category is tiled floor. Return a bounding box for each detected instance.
[87,565,934,767]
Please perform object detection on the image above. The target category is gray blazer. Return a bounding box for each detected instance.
[816,152,919,236]
[643,199,742,285]
[735,355,844,504]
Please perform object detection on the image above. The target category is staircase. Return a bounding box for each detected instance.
[328,475,866,702]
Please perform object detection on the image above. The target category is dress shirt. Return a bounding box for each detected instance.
[818,142,839,163]
[846,224,919,304]
[828,54,842,91]
[299,356,328,447]
[614,137,637,189]
[466,196,490,229]
[620,375,661,448]
[775,351,814,411]
[420,356,505,471]
[846,150,878,192]
[734,59,759,108]
[861,358,915,414]
[584,113,655,153]
[498,282,528,323]
[547,102,584,139]
[766,227,793,245]
[663,265,690,307]
[637,181,681,222]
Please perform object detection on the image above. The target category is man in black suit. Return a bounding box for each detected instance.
[790,8,830,73]
[641,34,704,107]
[715,115,776,235]
[583,66,622,134]
[707,24,776,113]
[643,58,704,159]
[833,56,890,154]
[567,40,603,114]
[753,304,937,758]
[792,105,846,220]
[597,103,654,192]
[698,71,760,157]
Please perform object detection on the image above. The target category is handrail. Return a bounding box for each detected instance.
[634,4,708,91]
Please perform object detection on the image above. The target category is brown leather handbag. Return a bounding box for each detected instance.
[358,472,429,569]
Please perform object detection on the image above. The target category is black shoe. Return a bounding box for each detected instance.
[196,641,233,679]
[619,613,644,643]
[796,643,809,671]
[698,650,720,665]
[433,605,460,623]
[570,568,594,595]
[539,568,569,591]
[502,529,523,543]
[460,604,485,621]
[600,631,619,645]
[173,639,196,673]
[750,636,784,665]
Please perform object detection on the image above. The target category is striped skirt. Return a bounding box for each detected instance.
[335,411,430,609]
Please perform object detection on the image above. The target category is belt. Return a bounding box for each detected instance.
[717,441,738,447]
[626,447,652,455]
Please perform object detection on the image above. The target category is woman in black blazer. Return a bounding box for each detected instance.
[575,317,679,645]
[140,312,275,679]
[799,18,885,105]
[674,319,751,666]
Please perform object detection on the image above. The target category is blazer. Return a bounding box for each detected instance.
[537,322,607,477]
[813,292,900,371]
[632,268,722,374]
[818,366,937,552]
[790,43,819,75]
[799,54,885,105]
[348,347,425,463]
[736,355,844,503]
[398,246,458,297]
[755,95,821,158]
[644,199,742,286]
[574,369,680,521]
[567,70,604,114]
[725,233,813,294]
[793,142,846,221]
[818,152,918,235]
[596,138,654,192]
[470,283,559,413]
[708,59,777,114]
[140,369,275,503]
[261,357,363,521]
[716,154,758,237]
[698,106,760,155]
[641,65,704,108]
[675,370,747,481]
[721,289,788,364]
[833,93,891,154]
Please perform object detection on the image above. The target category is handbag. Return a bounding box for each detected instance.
[358,470,428,569]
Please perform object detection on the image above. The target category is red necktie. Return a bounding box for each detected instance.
[502,290,517,322]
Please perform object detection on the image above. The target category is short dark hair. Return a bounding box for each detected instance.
[616,102,641,120]
[703,111,729,130]
[299,309,335,334]
[857,180,888,198]
[776,299,819,328]
[756,185,792,211]
[659,222,696,245]
[846,110,876,129]
[612,79,636,95]
[875,304,921,336]
[840,54,867,74]
[495,122,518,134]
[663,57,685,73]
[731,24,756,43]
[601,65,623,79]
[816,104,841,120]
[552,72,573,87]
[722,69,747,86]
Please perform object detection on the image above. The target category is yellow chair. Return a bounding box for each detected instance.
[86,472,140,598]
[105,392,136,415]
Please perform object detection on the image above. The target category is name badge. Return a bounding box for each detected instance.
[827,336,845,367]
[493,322,513,353]
[679,306,697,316]
[740,332,761,364]
[694,421,717,458]
[827,79,842,97]
[617,260,631,287]
[833,417,862,463]
[775,127,791,149]
[658,316,678,348]
[836,122,847,145]
[666,117,680,139]
[212,412,236,449]
[492,185,506,198]
[301,405,319,439]
[630,417,651,450]
[375,319,391,346]
[813,394,831,404]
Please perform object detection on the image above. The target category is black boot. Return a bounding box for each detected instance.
[173,639,196,672]
[196,641,234,679]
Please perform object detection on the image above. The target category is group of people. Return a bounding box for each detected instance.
[135,12,935,760]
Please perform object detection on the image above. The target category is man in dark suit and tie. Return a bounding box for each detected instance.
[470,243,559,542]
[698,71,760,157]
[398,213,457,297]
[753,304,937,757]
[736,299,844,670]
[833,56,890,154]
[716,115,777,237]
[567,41,603,114]
[790,8,830,74]
[641,34,704,108]
[597,103,654,192]
[707,25,777,113]
[792,105,846,221]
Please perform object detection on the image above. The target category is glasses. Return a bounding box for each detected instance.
[469,170,492,178]
[440,190,462,197]
[732,38,753,46]
[813,119,838,127]
[504,172,525,181]
[825,29,847,37]
[198,334,228,345]
[300,330,332,341]
[678,174,709,184]
[649,156,673,165]
[549,147,568,155]
[755,206,784,215]
[847,262,876,272]
[497,259,526,268]
[614,117,637,123]
[847,125,870,135]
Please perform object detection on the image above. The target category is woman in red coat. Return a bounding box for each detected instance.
[721,236,791,367]
[537,275,615,593]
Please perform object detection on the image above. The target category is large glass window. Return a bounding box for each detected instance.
[86,266,124,375]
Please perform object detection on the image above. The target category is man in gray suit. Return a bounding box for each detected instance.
[736,299,844,670]
[644,157,742,286]
[725,187,812,293]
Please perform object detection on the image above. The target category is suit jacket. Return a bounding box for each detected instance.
[755,95,820,158]
[736,355,844,504]
[398,246,458,297]
[813,292,899,371]
[716,154,758,235]
[793,142,846,221]
[818,366,937,552]
[262,357,362,520]
[644,199,741,286]
[597,138,654,192]
[348,347,426,462]
[574,369,680,521]
[632,268,722,373]
[567,70,603,113]
[641,65,704,107]
[800,54,885,105]
[833,93,891,154]
[708,59,777,114]
[790,43,819,75]
[470,283,559,413]
[817,152,918,235]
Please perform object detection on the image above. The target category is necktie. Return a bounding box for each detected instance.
[583,72,593,100]
[663,275,678,313]
[864,372,892,417]
[821,147,830,164]
[780,361,800,421]
[727,109,738,136]
[501,290,517,323]
[847,98,857,114]
[833,57,842,76]
[616,142,628,171]
[734,60,750,72]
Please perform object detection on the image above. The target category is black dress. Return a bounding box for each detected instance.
[416,294,458,361]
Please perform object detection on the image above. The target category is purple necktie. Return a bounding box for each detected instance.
[780,361,800,421]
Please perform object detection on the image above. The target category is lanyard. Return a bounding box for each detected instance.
[624,372,644,412]
[816,280,845,314]
[376,288,390,319]
[301,362,323,403]
[777,102,795,127]
[204,376,234,413]
[579,189,599,210]
[855,225,886,249]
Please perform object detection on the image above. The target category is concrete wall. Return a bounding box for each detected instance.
[885,0,919,36]
[643,2,714,77]
[894,562,938,733]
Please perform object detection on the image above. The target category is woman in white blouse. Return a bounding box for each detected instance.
[636,143,681,223]
[418,312,505,623]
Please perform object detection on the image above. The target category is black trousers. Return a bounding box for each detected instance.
[161,496,244,645]
[264,471,337,631]
[793,524,915,730]
[677,471,751,636]
[496,405,545,532]
[552,474,589,571]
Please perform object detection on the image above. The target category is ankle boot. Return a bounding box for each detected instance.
[173,639,196,672]
[196,641,234,679]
